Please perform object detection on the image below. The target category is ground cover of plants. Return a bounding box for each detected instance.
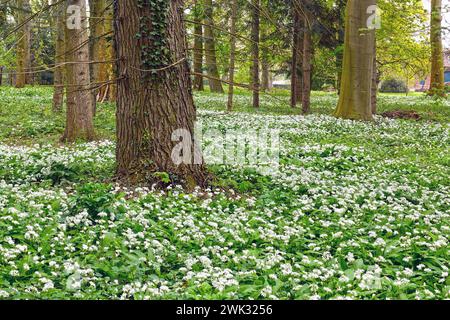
[0,86,448,299]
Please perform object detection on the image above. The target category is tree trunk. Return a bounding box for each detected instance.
[261,48,270,91]
[203,0,224,93]
[334,0,376,121]
[193,0,204,91]
[52,1,65,112]
[61,0,95,142]
[15,0,31,89]
[250,0,260,108]
[24,0,32,86]
[0,7,5,86]
[336,0,345,93]
[291,3,303,107]
[227,0,238,112]
[302,2,313,114]
[430,0,444,96]
[114,0,209,188]
[90,0,115,103]
[371,45,377,115]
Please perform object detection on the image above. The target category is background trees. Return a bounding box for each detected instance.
[203,0,224,93]
[15,0,31,88]
[52,0,65,112]
[61,0,95,142]
[0,0,445,148]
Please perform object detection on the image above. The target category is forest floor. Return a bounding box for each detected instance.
[0,86,448,299]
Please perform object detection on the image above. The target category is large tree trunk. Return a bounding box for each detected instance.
[302,2,313,114]
[334,0,376,121]
[291,2,303,107]
[61,0,95,142]
[114,0,209,188]
[193,0,204,91]
[15,0,31,89]
[52,1,65,112]
[203,0,224,93]
[430,0,444,96]
[227,0,238,112]
[90,0,115,103]
[250,0,260,108]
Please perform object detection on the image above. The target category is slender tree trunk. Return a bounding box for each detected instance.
[24,0,32,86]
[291,3,303,107]
[250,0,260,108]
[15,0,31,89]
[0,8,5,87]
[227,0,238,112]
[61,0,95,142]
[203,0,224,93]
[88,0,98,114]
[302,2,313,114]
[336,0,345,93]
[193,0,204,91]
[334,0,376,121]
[371,45,377,114]
[261,48,270,91]
[114,0,209,188]
[52,1,65,112]
[430,0,445,96]
[90,0,115,103]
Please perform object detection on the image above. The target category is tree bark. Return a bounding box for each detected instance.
[261,48,270,91]
[291,2,303,107]
[371,45,377,115]
[0,6,5,86]
[52,1,65,112]
[114,0,209,188]
[203,0,224,93]
[24,0,32,86]
[334,0,376,121]
[302,2,313,114]
[430,0,444,95]
[250,0,260,108]
[15,0,31,89]
[227,0,238,112]
[336,0,345,93]
[61,0,95,142]
[193,0,204,91]
[90,0,115,103]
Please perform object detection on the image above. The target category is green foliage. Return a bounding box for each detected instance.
[377,0,430,80]
[380,79,408,93]
[137,0,170,77]
[70,183,117,220]
[154,171,171,184]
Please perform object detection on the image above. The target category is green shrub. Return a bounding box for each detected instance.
[380,79,408,93]
[70,183,116,220]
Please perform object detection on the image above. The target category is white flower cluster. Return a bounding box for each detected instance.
[0,106,448,300]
